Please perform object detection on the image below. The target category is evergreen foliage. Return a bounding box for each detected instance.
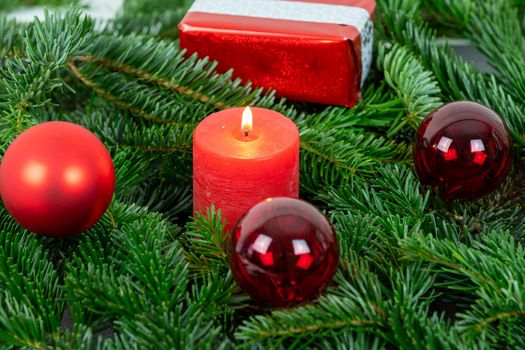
[0,0,524,348]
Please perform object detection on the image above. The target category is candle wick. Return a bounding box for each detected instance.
[244,130,250,138]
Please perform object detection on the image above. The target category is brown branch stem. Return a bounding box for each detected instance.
[67,62,175,125]
[73,55,229,110]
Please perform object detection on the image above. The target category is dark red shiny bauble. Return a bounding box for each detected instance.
[413,101,512,200]
[0,121,115,237]
[230,198,339,307]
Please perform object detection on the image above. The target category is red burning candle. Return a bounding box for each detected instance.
[193,107,300,230]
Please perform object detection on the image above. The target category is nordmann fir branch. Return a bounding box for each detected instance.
[66,33,282,116]
[425,0,525,102]
[400,233,525,343]
[67,61,173,124]
[0,9,92,148]
[70,108,195,157]
[377,43,442,134]
[72,55,230,110]
[378,0,525,146]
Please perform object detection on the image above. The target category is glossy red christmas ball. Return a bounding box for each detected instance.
[0,121,115,237]
[413,101,512,200]
[230,198,339,307]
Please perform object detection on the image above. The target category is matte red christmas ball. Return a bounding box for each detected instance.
[230,197,339,307]
[0,121,115,237]
[413,101,512,200]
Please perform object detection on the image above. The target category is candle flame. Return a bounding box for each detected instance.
[242,107,253,137]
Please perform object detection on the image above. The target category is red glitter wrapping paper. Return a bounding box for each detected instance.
[179,0,376,107]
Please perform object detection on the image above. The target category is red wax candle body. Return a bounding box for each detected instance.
[193,107,300,230]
